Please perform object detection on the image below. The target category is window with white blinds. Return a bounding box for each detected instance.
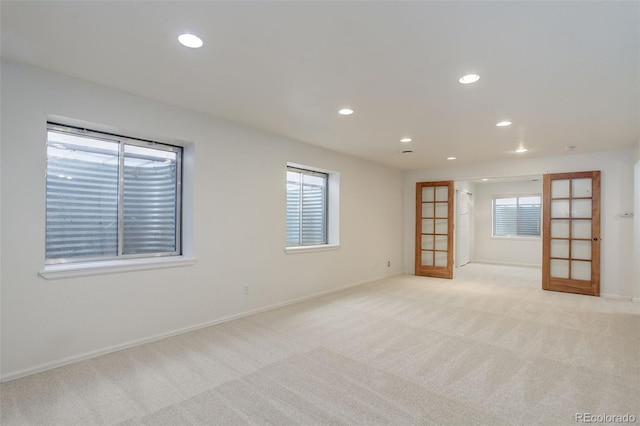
[493,195,541,237]
[286,167,328,246]
[46,123,182,263]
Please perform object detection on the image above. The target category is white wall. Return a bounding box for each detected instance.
[635,140,640,302]
[472,180,542,267]
[404,149,637,299]
[0,61,404,380]
[635,152,640,302]
[454,181,475,266]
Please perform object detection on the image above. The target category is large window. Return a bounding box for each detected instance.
[286,166,328,246]
[46,123,182,263]
[493,195,541,237]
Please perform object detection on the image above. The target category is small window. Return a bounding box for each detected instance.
[46,123,182,263]
[493,195,541,237]
[286,166,328,246]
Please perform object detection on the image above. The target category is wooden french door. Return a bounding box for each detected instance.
[542,171,601,296]
[415,181,454,279]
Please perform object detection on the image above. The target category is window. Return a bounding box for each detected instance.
[286,166,328,246]
[493,195,541,237]
[46,123,182,263]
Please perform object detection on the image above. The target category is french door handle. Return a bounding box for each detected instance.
[593,237,600,241]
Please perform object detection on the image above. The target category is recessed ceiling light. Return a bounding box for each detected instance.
[338,108,354,116]
[458,74,480,84]
[515,148,528,153]
[482,178,489,181]
[447,156,457,160]
[496,121,512,127]
[178,33,203,48]
[400,138,412,143]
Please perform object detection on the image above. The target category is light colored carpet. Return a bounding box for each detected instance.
[2,263,639,425]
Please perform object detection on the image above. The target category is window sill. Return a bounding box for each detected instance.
[39,256,198,280]
[285,244,340,254]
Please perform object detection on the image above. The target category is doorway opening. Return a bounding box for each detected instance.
[452,175,543,277]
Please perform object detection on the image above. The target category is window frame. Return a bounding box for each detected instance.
[492,194,542,239]
[286,166,329,247]
[45,122,183,265]
[285,162,340,254]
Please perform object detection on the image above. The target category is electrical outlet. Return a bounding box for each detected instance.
[243,285,249,295]
[387,260,391,268]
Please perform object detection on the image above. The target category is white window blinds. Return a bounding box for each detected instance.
[493,196,541,237]
[46,123,182,262]
[286,167,328,246]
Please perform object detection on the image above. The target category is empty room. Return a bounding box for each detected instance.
[1,1,639,425]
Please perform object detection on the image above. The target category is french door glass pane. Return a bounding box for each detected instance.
[422,187,434,202]
[572,199,592,218]
[421,235,434,250]
[572,178,592,198]
[551,219,569,238]
[551,180,570,198]
[550,259,569,279]
[571,261,591,280]
[551,200,570,218]
[551,239,569,258]
[422,219,434,233]
[421,251,434,266]
[434,235,447,251]
[422,202,434,218]
[572,220,591,239]
[434,251,447,267]
[571,240,591,260]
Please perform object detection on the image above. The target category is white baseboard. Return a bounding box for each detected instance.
[1,272,398,383]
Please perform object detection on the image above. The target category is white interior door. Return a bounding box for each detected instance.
[456,190,471,267]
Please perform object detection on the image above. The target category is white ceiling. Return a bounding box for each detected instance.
[1,1,638,170]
